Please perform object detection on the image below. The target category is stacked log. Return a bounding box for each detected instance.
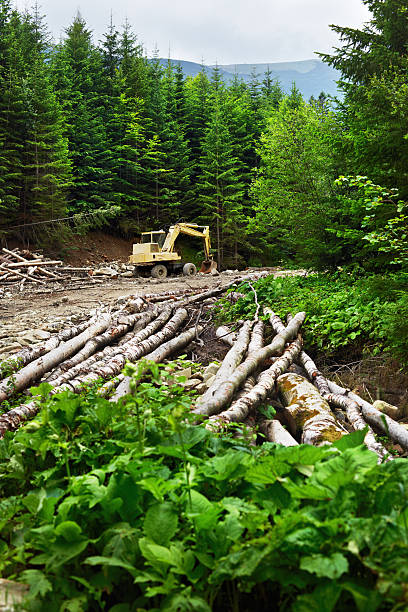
[0,248,99,291]
[0,271,271,436]
[0,270,405,462]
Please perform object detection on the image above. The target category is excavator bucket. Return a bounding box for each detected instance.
[200,259,218,274]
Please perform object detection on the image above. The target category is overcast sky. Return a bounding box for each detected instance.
[13,0,371,64]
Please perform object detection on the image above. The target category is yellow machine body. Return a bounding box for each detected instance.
[129,223,216,273]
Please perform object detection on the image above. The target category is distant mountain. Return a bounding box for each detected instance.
[154,58,340,99]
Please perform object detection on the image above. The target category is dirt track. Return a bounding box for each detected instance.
[0,273,258,358]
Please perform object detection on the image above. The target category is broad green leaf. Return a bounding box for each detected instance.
[190,490,213,514]
[138,537,176,566]
[20,569,52,597]
[293,581,342,612]
[55,521,82,542]
[84,555,135,573]
[342,580,383,612]
[144,503,178,546]
[332,429,367,451]
[300,552,349,579]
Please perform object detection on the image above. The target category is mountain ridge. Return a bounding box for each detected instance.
[154,58,340,98]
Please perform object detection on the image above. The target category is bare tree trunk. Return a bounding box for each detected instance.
[216,326,238,347]
[260,419,299,446]
[0,315,111,402]
[0,311,192,437]
[193,312,306,417]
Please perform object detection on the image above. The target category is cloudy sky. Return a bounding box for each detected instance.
[13,0,371,64]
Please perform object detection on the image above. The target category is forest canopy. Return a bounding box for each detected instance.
[0,0,407,271]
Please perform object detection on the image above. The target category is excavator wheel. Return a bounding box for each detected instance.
[151,264,168,279]
[183,263,197,276]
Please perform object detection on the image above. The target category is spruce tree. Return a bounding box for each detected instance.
[197,90,244,268]
[51,14,114,212]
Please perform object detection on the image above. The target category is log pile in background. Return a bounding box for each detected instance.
[0,269,406,462]
[0,247,102,292]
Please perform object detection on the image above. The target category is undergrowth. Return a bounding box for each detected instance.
[220,272,408,365]
[0,362,407,610]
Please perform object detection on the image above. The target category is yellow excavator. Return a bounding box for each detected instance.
[129,222,217,278]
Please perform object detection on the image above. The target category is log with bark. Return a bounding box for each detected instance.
[298,351,390,460]
[0,317,94,379]
[211,337,302,425]
[277,372,348,445]
[327,380,408,452]
[197,320,254,408]
[45,308,172,388]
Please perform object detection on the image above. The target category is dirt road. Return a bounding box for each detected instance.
[0,272,249,355]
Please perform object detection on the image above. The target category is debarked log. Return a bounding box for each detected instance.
[110,324,204,401]
[193,311,306,417]
[211,337,302,424]
[259,419,299,446]
[0,314,112,403]
[277,372,347,445]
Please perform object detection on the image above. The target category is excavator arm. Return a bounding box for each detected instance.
[162,223,211,259]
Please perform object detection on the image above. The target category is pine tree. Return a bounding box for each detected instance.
[320,0,408,196]
[51,14,114,212]
[197,92,244,268]
[0,1,23,229]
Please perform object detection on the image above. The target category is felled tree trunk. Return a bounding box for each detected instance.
[101,325,205,402]
[45,313,143,382]
[216,326,238,347]
[193,312,306,417]
[299,351,389,461]
[327,379,408,452]
[259,419,299,446]
[277,373,347,445]
[0,310,194,437]
[0,314,111,403]
[197,320,254,409]
[58,309,188,393]
[0,318,94,379]
[47,308,172,388]
[212,337,302,424]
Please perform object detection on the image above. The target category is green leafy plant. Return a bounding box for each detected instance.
[1,369,408,611]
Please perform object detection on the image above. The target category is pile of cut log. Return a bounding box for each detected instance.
[0,248,103,292]
[0,271,406,461]
[0,248,64,288]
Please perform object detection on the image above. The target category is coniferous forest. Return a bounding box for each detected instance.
[0,0,405,272]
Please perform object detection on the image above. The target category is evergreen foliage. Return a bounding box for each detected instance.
[0,2,407,272]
